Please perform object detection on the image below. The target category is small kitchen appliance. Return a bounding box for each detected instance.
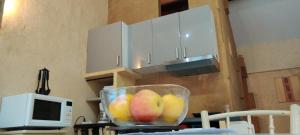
[0,93,72,130]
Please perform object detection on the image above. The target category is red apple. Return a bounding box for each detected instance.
[130,89,164,122]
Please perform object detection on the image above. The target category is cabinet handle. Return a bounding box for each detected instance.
[183,47,187,58]
[116,55,120,67]
[175,48,179,59]
[147,52,151,64]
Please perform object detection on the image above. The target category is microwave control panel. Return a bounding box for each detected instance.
[64,101,72,124]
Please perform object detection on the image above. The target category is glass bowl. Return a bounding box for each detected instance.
[100,84,190,127]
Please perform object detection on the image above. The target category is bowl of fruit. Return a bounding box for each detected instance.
[100,84,190,127]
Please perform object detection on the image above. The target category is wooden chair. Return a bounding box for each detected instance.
[201,104,300,134]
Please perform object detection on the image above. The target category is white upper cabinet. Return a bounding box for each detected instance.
[152,13,181,65]
[179,5,218,58]
[87,22,128,73]
[129,20,153,69]
[87,5,218,73]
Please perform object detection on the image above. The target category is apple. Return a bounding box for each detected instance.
[162,94,185,123]
[108,94,133,121]
[130,89,164,122]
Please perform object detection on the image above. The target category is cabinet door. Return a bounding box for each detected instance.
[87,22,122,73]
[152,13,181,65]
[179,5,218,58]
[129,20,153,69]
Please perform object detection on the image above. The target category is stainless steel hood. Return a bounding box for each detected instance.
[134,55,219,76]
[165,55,219,76]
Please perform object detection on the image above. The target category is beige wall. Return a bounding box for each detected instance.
[229,0,300,133]
[0,0,108,134]
[188,0,212,8]
[247,68,300,132]
[237,38,300,73]
[108,0,159,24]
[229,0,300,73]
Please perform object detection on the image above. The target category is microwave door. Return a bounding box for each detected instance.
[32,99,61,121]
[28,99,63,127]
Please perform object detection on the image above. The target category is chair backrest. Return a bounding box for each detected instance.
[201,104,300,134]
[290,104,300,134]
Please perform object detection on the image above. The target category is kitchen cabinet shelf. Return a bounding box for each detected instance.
[84,67,141,81]
[86,97,101,102]
[84,68,140,120]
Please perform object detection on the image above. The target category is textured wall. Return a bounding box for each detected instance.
[229,1,300,132]
[237,38,300,73]
[247,68,300,132]
[108,0,159,24]
[188,0,211,8]
[0,0,108,134]
[229,0,300,73]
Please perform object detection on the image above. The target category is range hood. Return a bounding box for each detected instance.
[134,55,219,76]
[165,55,219,76]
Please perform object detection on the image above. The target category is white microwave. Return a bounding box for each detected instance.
[0,93,72,129]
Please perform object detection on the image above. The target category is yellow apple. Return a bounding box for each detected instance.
[130,89,164,122]
[108,94,133,121]
[162,94,185,123]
